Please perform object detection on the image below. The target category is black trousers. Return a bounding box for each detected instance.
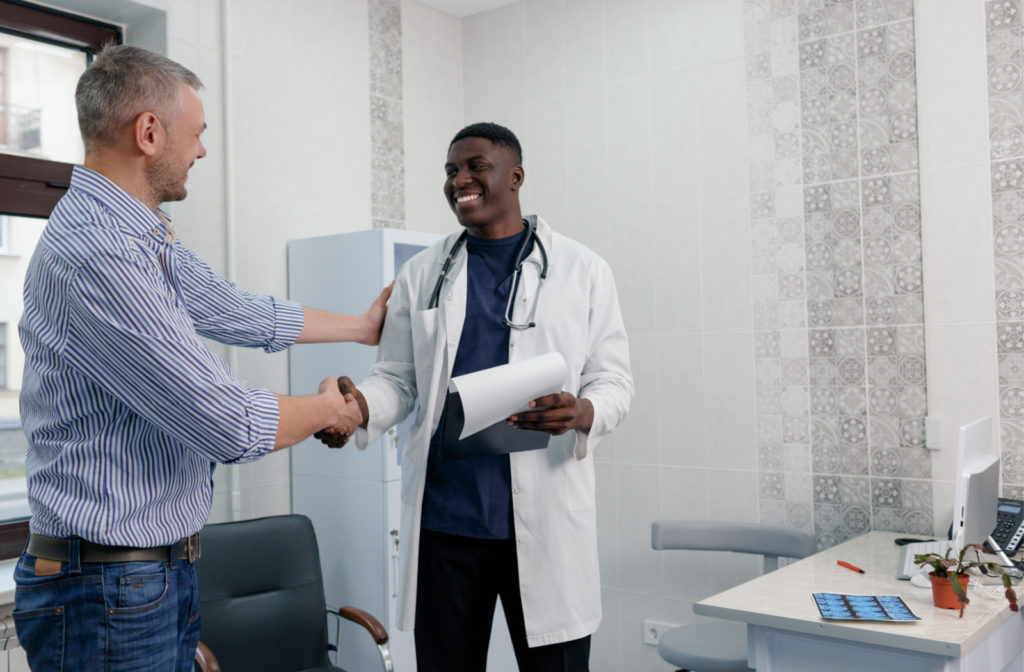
[414,529,591,672]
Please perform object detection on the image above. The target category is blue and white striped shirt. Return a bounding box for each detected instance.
[19,165,304,546]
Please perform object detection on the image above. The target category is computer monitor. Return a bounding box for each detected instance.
[951,417,999,552]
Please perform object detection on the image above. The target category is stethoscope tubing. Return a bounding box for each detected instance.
[427,219,547,311]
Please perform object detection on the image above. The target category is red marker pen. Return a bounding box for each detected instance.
[837,560,865,574]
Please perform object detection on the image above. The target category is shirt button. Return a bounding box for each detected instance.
[446,293,453,302]
[510,342,516,349]
[449,341,456,348]
[521,297,527,303]
[518,537,525,545]
[513,488,520,495]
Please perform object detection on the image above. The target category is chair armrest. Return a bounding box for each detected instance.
[194,641,221,672]
[335,605,389,645]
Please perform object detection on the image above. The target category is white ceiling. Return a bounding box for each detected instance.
[416,0,520,19]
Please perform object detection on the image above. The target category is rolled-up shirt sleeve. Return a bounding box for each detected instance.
[63,244,280,464]
[175,243,304,352]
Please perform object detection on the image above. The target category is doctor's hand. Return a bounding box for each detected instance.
[313,376,363,448]
[506,391,594,436]
[357,282,394,346]
[314,376,369,448]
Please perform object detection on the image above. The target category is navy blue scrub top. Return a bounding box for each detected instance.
[420,223,534,539]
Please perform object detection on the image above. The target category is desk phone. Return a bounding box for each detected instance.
[986,497,1024,555]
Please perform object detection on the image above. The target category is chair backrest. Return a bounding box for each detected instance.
[195,514,331,671]
[651,519,817,573]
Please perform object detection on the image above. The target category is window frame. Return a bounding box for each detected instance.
[0,320,6,389]
[0,1,121,558]
[0,0,122,218]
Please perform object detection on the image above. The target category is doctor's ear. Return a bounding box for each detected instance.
[511,166,524,191]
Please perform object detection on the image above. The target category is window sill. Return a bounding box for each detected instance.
[0,558,16,606]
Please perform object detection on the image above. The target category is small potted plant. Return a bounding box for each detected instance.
[914,544,1020,617]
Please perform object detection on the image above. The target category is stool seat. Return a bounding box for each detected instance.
[658,621,750,671]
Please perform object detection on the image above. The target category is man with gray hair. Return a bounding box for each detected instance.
[14,44,385,671]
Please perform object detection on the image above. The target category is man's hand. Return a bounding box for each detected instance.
[506,391,594,436]
[314,376,369,448]
[358,282,394,345]
[321,375,363,428]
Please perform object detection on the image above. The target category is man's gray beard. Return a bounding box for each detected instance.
[147,157,187,204]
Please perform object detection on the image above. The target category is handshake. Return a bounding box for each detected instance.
[314,376,365,448]
[310,371,596,450]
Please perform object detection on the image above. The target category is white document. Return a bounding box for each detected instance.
[447,352,568,440]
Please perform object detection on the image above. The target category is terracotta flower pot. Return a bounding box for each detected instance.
[929,571,970,610]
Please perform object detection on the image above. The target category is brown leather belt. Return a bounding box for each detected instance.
[27,532,201,564]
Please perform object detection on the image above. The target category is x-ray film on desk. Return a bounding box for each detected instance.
[439,352,567,460]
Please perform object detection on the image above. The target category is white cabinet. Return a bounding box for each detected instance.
[288,228,439,672]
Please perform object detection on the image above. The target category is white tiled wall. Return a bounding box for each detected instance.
[915,0,1001,530]
[457,1,752,668]
[401,0,463,234]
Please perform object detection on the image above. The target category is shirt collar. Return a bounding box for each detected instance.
[70,165,176,245]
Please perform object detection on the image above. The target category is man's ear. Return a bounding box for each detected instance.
[134,112,163,157]
[511,165,525,192]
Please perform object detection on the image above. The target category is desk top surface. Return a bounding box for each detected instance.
[694,530,1023,657]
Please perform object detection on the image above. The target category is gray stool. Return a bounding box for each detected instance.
[650,520,817,672]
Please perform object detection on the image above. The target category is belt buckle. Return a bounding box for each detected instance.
[186,534,200,563]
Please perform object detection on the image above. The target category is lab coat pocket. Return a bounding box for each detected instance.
[410,307,441,398]
[564,441,596,512]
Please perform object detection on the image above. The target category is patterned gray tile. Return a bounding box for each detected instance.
[761,471,786,499]
[856,0,913,28]
[1001,354,1024,387]
[902,507,933,535]
[787,501,815,530]
[1003,418,1024,452]
[761,498,788,525]
[366,0,405,229]
[1002,386,1024,418]
[748,0,926,541]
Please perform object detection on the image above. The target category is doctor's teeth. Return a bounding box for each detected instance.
[457,194,479,203]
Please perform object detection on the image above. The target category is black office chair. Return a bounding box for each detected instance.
[650,519,816,672]
[192,514,393,672]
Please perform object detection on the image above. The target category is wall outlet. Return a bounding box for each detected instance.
[642,619,677,646]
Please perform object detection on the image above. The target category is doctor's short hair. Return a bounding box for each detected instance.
[76,44,204,151]
[449,122,522,164]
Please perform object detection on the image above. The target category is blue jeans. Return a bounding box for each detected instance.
[13,543,201,672]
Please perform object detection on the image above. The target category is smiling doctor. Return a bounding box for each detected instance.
[321,122,632,672]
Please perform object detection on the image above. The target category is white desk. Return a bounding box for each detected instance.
[694,531,1024,671]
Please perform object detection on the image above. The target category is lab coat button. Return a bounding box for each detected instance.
[446,293,453,302]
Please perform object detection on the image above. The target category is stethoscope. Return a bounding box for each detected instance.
[427,216,548,329]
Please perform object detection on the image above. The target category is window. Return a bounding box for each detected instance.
[0,322,5,389]
[0,1,122,557]
[0,0,121,218]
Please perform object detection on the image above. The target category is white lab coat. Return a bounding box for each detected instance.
[354,217,633,647]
